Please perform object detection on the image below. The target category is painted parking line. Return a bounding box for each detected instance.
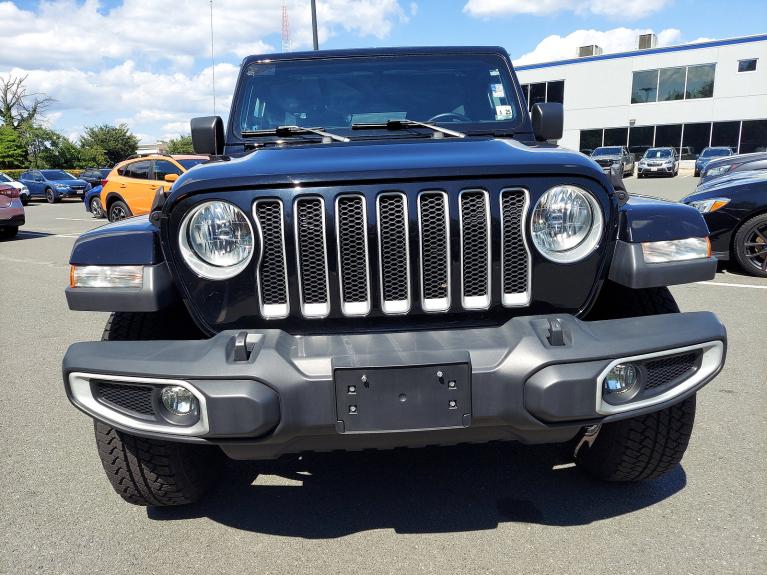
[696,280,767,290]
[55,217,92,221]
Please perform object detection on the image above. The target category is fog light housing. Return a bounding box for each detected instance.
[603,363,640,404]
[70,265,143,288]
[161,385,198,416]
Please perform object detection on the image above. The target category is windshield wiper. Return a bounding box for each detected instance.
[351,119,465,139]
[241,125,350,143]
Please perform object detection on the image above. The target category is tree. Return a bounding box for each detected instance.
[165,135,194,154]
[79,123,139,166]
[0,75,54,130]
[0,126,26,168]
[22,126,79,169]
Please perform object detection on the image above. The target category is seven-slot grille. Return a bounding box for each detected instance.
[251,188,531,319]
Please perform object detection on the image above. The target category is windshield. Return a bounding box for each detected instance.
[701,148,731,158]
[176,159,206,170]
[644,149,672,159]
[592,147,622,156]
[99,168,111,177]
[0,173,12,182]
[41,170,75,180]
[235,54,521,137]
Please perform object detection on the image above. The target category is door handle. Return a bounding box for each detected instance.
[120,184,127,188]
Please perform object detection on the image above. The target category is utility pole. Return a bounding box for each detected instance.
[311,0,319,50]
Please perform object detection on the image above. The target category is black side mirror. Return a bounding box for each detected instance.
[531,103,563,142]
[191,116,225,156]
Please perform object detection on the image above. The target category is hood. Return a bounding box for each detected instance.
[170,137,607,198]
[691,169,767,196]
[591,154,621,161]
[51,178,89,187]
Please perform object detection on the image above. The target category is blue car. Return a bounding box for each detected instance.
[19,169,91,203]
[83,185,104,218]
[694,147,733,177]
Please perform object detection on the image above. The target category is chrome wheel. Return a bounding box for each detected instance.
[46,189,55,203]
[90,197,104,218]
[110,204,127,221]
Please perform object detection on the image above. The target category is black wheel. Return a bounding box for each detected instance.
[637,173,643,179]
[95,307,216,506]
[577,283,695,481]
[45,188,58,203]
[21,195,29,206]
[733,213,767,277]
[89,197,104,218]
[108,200,131,222]
[0,226,19,239]
[694,169,700,177]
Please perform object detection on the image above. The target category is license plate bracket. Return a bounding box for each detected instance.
[334,363,471,433]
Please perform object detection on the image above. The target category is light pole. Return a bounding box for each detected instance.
[311,0,319,50]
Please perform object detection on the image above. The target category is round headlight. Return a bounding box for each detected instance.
[530,185,603,263]
[179,201,254,280]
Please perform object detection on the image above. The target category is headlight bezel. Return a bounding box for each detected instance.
[530,185,604,264]
[178,200,255,280]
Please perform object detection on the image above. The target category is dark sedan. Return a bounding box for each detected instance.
[682,171,767,277]
[694,147,733,177]
[699,151,767,184]
[79,168,111,188]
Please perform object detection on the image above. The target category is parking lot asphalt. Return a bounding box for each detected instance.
[1,178,765,575]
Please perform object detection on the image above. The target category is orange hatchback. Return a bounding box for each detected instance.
[101,154,208,221]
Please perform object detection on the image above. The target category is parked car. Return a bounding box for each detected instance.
[79,168,112,188]
[101,154,207,221]
[590,146,635,177]
[84,185,104,218]
[20,169,91,203]
[694,147,734,177]
[699,151,767,184]
[0,171,30,205]
[0,183,25,239]
[683,171,767,277]
[63,46,726,508]
[637,147,679,177]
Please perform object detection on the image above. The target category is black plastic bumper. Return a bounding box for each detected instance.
[1,214,25,227]
[62,311,726,460]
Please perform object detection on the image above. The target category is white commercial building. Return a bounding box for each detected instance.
[515,33,767,159]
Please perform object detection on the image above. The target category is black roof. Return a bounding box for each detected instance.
[242,46,509,66]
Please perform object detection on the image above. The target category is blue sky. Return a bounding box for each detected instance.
[2,0,765,143]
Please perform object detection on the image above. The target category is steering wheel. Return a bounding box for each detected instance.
[426,112,472,123]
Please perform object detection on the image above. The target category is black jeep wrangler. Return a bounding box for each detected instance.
[63,47,726,507]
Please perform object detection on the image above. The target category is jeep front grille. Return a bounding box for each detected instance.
[250,188,530,319]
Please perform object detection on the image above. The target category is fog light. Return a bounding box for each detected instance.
[70,265,143,288]
[161,386,197,416]
[603,364,639,399]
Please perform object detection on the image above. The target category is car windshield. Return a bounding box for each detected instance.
[0,173,12,182]
[235,53,521,137]
[41,170,75,180]
[592,147,622,156]
[701,148,731,158]
[99,169,111,177]
[644,149,672,159]
[176,159,206,170]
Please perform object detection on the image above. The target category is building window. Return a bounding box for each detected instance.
[528,83,546,110]
[631,64,715,103]
[682,123,712,159]
[546,80,565,104]
[522,81,565,110]
[631,70,658,103]
[711,121,740,150]
[579,129,603,153]
[658,67,686,101]
[738,59,757,73]
[604,127,628,147]
[520,84,530,106]
[628,126,654,156]
[655,124,683,154]
[740,120,767,153]
[686,64,715,99]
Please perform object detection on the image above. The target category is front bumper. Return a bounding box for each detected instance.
[62,312,726,459]
[638,165,674,175]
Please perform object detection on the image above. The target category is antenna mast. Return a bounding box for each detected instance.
[281,1,291,52]
[210,0,216,115]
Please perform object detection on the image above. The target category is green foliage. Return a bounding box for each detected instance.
[79,123,139,166]
[0,125,26,168]
[165,135,194,154]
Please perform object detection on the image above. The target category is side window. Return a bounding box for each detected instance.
[34,171,44,181]
[124,161,150,180]
[153,160,182,181]
[117,166,126,176]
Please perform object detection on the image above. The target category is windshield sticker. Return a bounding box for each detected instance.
[489,69,500,76]
[491,84,505,98]
[495,105,513,120]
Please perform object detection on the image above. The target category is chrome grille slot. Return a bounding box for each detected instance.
[294,197,330,318]
[418,191,450,312]
[501,189,531,306]
[377,193,410,314]
[336,195,371,316]
[253,200,289,319]
[459,190,491,309]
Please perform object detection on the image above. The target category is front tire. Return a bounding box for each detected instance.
[577,283,696,481]
[45,188,59,203]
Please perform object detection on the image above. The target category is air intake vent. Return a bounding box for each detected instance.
[644,352,699,391]
[638,33,657,50]
[95,381,154,416]
[460,190,491,309]
[336,195,371,316]
[501,189,530,306]
[577,44,603,57]
[295,197,330,318]
[377,193,411,314]
[254,200,290,318]
[418,191,450,312]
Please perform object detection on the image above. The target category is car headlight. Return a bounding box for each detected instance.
[688,197,731,213]
[55,183,68,189]
[21,186,28,193]
[705,165,732,177]
[530,185,604,263]
[178,201,254,280]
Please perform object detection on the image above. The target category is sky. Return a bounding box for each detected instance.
[1,0,765,144]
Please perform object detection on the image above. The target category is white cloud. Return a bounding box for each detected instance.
[512,27,683,65]
[463,0,672,20]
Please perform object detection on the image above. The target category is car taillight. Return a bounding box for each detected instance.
[0,185,19,198]
[101,179,108,186]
